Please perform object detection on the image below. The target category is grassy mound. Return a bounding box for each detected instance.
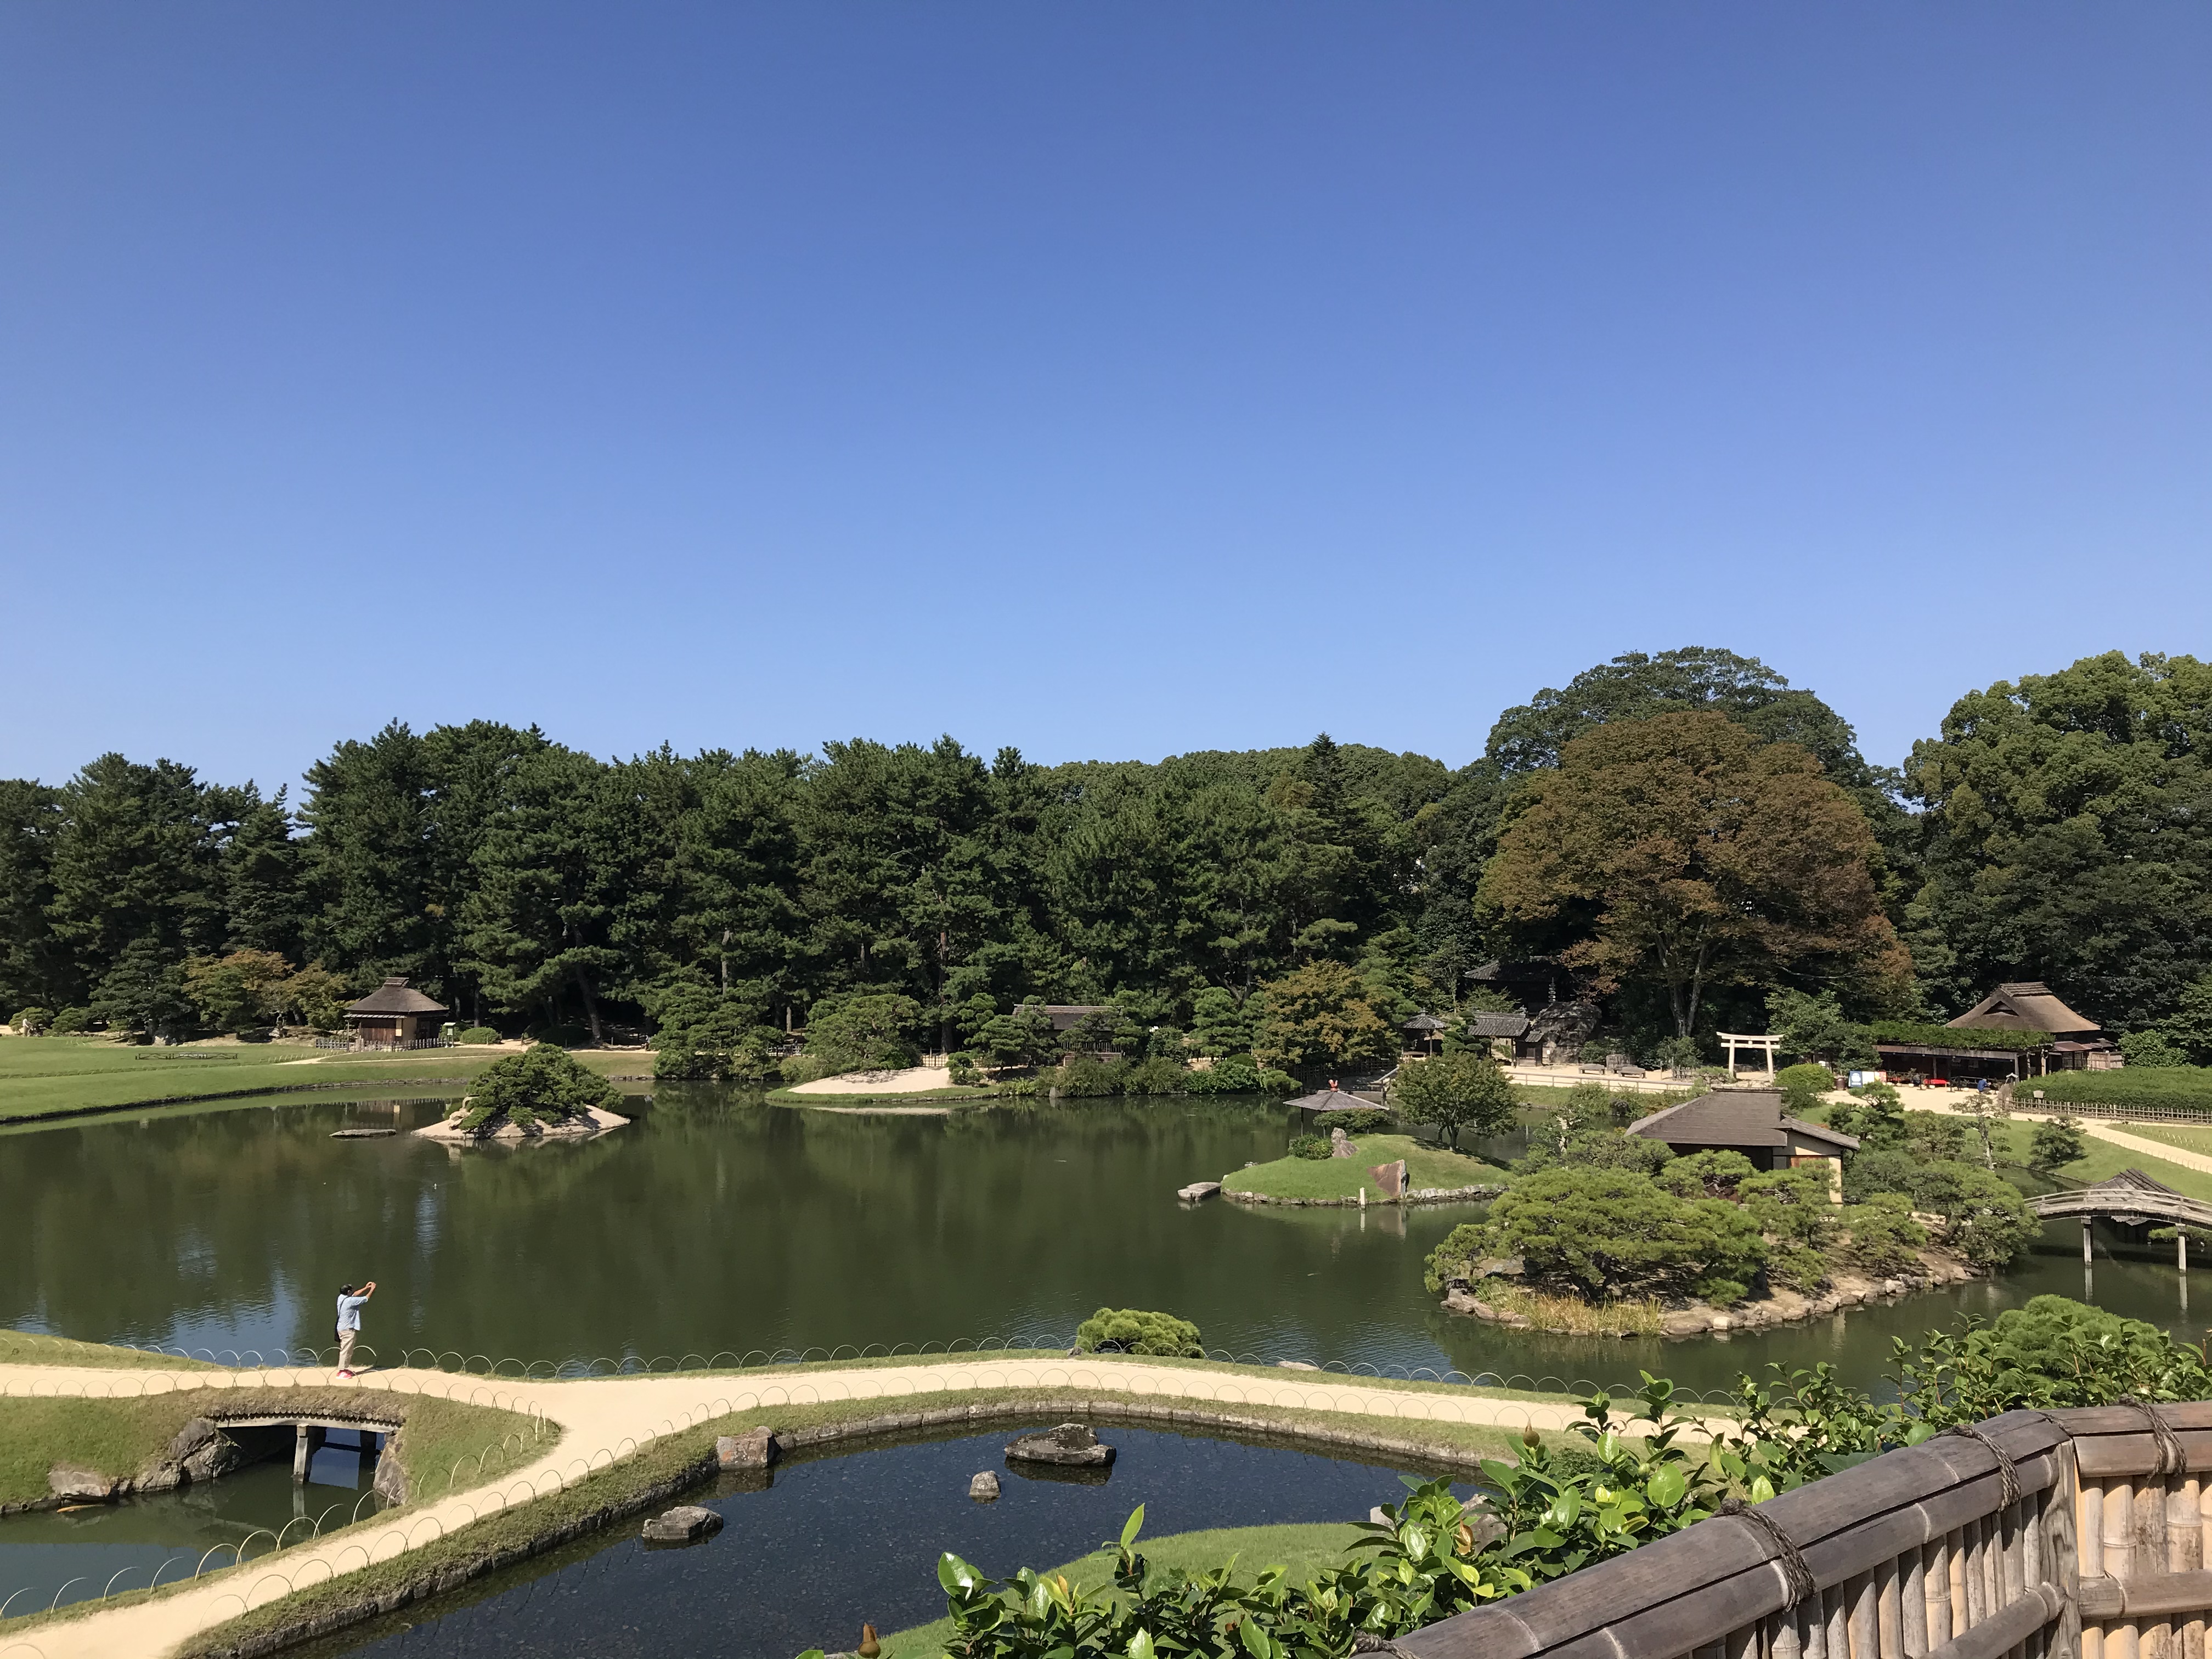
[1223,1134,1504,1201]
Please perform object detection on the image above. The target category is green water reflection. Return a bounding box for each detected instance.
[1,1091,2203,1393]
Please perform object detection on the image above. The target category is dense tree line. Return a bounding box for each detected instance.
[4,647,2208,1054]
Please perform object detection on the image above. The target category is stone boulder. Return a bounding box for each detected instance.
[641,1504,724,1544]
[717,1428,780,1470]
[1005,1423,1116,1468]
[48,1465,121,1502]
[969,1471,1000,1500]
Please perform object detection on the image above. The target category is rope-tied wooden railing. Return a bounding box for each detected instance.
[1397,1403,2212,1659]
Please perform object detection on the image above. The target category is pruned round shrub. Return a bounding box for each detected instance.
[49,1006,93,1034]
[1287,1134,1332,1160]
[1075,1307,1204,1358]
[457,1026,501,1045]
[452,1045,623,1135]
[10,1007,53,1034]
[1320,1106,1393,1135]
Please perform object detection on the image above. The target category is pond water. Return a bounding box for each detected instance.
[0,1431,390,1616]
[291,1423,1471,1659]
[0,1090,2202,1401]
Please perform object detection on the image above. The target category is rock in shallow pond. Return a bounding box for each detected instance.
[1005,1423,1116,1467]
[969,1471,1001,1500]
[641,1504,724,1544]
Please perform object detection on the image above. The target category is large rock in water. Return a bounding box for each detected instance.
[1005,1423,1116,1467]
[641,1504,724,1544]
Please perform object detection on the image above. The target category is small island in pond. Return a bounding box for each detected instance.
[416,1046,631,1143]
[1424,1082,2021,1339]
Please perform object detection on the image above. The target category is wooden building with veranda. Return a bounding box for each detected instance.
[341,978,449,1048]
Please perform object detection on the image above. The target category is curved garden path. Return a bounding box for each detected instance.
[0,1355,1604,1659]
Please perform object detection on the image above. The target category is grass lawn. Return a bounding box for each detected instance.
[0,1390,549,1509]
[876,1522,1366,1659]
[1223,1134,1504,1201]
[0,1035,650,1124]
[2098,1122,2212,1161]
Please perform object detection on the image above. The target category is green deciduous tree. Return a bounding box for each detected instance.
[1390,1051,1519,1142]
[1249,960,1397,1075]
[1479,712,1910,1038]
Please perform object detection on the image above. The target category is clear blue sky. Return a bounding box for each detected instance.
[3,2,2206,794]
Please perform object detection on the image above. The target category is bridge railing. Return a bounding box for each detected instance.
[1399,1401,2212,1659]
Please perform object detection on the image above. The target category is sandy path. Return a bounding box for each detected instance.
[0,1356,1598,1659]
[786,1066,960,1095]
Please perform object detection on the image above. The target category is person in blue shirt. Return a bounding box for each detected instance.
[335,1280,377,1378]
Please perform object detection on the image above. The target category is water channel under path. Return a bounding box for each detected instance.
[0,1434,390,1616]
[290,1423,1472,1659]
[1,1089,2204,1396]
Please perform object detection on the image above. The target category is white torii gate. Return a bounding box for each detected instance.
[1717,1032,1781,1080]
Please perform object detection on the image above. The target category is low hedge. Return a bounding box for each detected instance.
[1870,1021,2052,1053]
[2032,1068,2212,1114]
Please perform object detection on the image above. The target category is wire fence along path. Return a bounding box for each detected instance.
[0,1346,1701,1659]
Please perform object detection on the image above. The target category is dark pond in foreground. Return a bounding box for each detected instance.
[1,1089,2202,1396]
[293,1424,1469,1659]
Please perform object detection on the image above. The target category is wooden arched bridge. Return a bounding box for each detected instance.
[2030,1167,2212,1268]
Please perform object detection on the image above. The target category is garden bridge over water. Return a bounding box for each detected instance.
[2029,1169,2212,1271]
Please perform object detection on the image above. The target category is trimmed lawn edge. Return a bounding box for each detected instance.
[168,1389,1547,1659]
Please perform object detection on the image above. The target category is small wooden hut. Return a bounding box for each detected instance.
[342,978,450,1048]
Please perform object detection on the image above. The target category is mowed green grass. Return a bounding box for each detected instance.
[876,1522,1365,1659]
[1882,1113,2212,1206]
[2097,1122,2212,1162]
[0,1390,549,1508]
[1222,1135,1505,1201]
[0,1036,650,1122]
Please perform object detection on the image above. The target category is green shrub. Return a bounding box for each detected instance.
[1178,1054,1301,1095]
[1515,1130,1672,1177]
[10,1006,52,1034]
[457,1025,501,1045]
[1764,1245,1829,1294]
[1318,1106,1392,1133]
[2028,1116,2087,1172]
[49,1006,93,1034]
[1287,1135,1333,1160]
[456,1046,622,1133]
[1842,1194,1928,1275]
[1656,1149,1757,1200]
[1074,1307,1203,1358]
[1895,1295,2212,1421]
[1121,1056,1193,1095]
[1830,1083,1904,1146]
[1776,1062,1837,1115]
[1740,1167,1839,1251]
[2120,1030,2193,1068]
[1846,1152,2038,1267]
[1048,1056,1127,1097]
[1441,1166,1766,1303]
[2033,1066,2212,1115]
[947,1051,984,1086]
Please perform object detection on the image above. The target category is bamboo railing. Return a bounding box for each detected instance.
[1397,1403,2212,1659]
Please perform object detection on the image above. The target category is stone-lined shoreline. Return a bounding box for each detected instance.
[1225,1183,1505,1209]
[1442,1252,1982,1338]
[183,1395,1518,1659]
